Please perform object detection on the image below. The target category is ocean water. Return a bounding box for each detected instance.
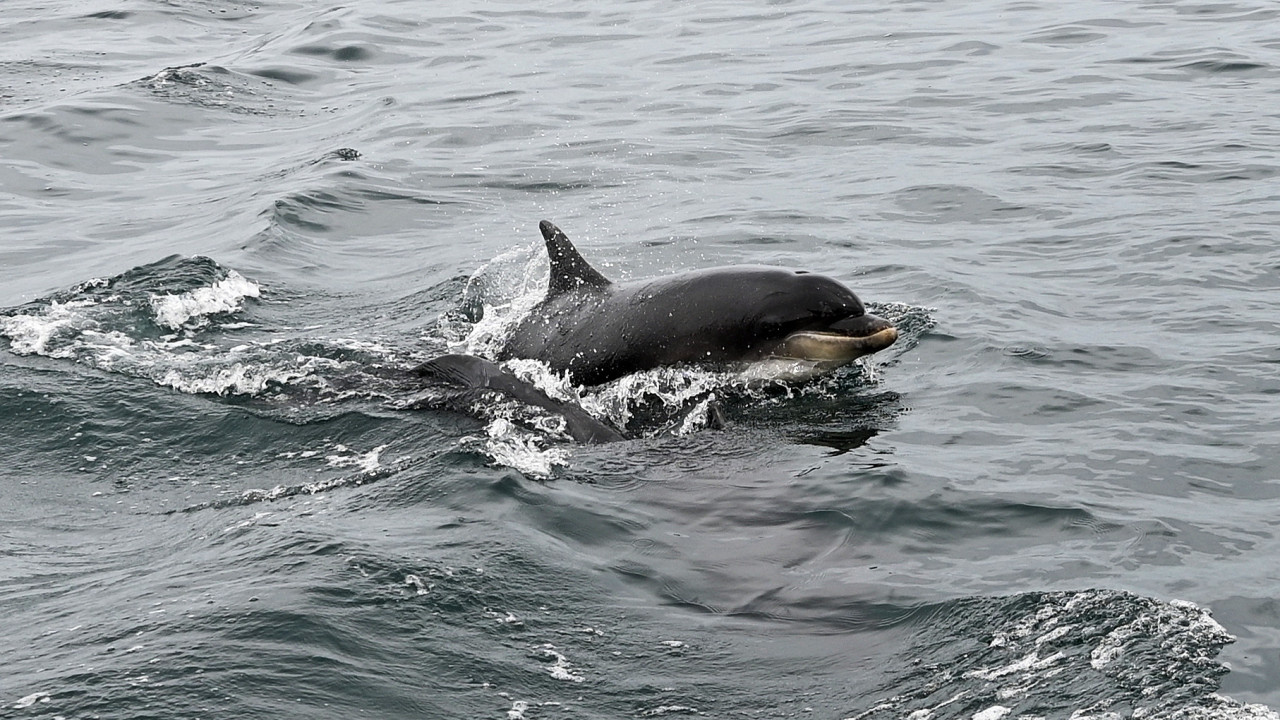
[3,0,1279,718]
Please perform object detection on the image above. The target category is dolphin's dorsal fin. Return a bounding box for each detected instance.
[540,220,612,296]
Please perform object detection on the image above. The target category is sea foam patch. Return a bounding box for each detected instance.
[149,270,260,330]
[474,418,570,478]
[0,300,95,358]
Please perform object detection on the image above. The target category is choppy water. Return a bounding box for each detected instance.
[3,1,1279,718]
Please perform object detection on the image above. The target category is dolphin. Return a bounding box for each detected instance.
[497,220,898,386]
[412,220,897,444]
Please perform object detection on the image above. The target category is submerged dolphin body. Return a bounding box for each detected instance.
[413,353,625,444]
[498,220,898,386]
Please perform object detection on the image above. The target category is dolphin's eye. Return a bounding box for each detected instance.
[760,319,785,336]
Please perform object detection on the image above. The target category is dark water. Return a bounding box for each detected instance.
[3,1,1279,718]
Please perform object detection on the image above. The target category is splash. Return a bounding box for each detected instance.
[469,418,570,478]
[149,270,261,330]
[443,240,548,357]
[0,299,96,357]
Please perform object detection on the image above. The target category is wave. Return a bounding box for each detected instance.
[0,255,314,397]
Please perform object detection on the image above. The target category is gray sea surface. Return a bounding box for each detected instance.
[3,1,1279,718]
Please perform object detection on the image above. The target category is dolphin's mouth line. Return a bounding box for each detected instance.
[771,326,899,363]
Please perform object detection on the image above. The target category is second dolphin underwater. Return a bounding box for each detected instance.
[415,220,898,443]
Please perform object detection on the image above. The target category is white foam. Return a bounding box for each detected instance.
[149,271,260,330]
[0,300,94,357]
[485,609,523,626]
[154,359,309,396]
[404,575,431,596]
[640,706,700,717]
[225,453,406,509]
[1,267,307,399]
[584,365,736,431]
[324,444,388,474]
[965,651,1064,681]
[1035,625,1074,646]
[476,419,569,478]
[1194,696,1280,720]
[533,644,584,683]
[675,393,717,435]
[972,706,1011,720]
[1170,599,1232,637]
[1090,632,1127,670]
[13,692,51,709]
[1089,597,1233,671]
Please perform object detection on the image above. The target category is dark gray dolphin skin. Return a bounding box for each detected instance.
[413,354,625,443]
[498,220,898,387]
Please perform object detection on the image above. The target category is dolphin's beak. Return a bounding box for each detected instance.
[773,313,898,363]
